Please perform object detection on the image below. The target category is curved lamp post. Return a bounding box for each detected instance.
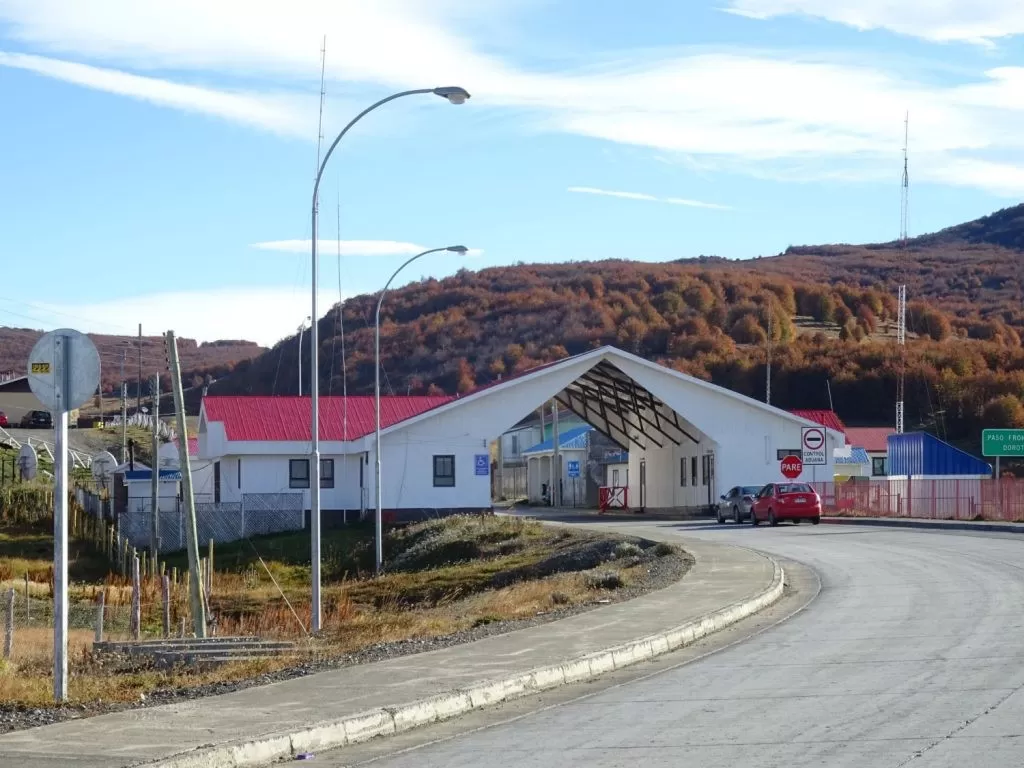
[309,86,470,632]
[375,246,469,573]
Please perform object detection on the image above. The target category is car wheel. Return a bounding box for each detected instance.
[769,509,778,527]
[750,509,759,526]
[812,516,821,525]
[733,505,741,524]
[716,509,725,524]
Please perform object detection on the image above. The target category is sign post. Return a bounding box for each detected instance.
[27,329,100,703]
[800,427,826,465]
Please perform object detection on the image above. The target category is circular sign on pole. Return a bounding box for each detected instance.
[27,329,100,413]
[802,427,825,452]
[16,444,38,481]
[781,454,803,479]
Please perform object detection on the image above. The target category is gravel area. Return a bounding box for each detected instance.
[0,537,691,734]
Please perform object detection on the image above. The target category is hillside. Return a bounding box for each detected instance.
[0,328,265,399]
[208,203,1024,451]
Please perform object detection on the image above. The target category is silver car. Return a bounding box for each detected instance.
[716,485,762,524]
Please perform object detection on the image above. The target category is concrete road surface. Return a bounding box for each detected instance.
[319,520,1024,768]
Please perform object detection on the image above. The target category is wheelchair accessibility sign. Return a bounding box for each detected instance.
[474,454,490,476]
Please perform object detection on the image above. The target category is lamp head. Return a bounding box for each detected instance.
[446,245,469,255]
[433,86,470,105]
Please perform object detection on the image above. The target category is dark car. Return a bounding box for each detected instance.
[717,485,763,524]
[20,410,53,429]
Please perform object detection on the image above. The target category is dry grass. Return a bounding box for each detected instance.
[0,515,671,708]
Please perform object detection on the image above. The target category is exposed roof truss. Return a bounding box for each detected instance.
[556,361,699,451]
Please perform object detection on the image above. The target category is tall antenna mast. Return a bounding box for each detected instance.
[896,112,909,435]
[314,36,327,209]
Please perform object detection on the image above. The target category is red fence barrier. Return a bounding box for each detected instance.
[598,486,629,513]
[808,478,1024,523]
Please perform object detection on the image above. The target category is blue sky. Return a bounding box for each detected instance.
[2,0,1024,347]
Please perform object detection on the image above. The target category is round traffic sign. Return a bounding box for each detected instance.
[802,427,824,451]
[781,454,803,479]
[27,329,101,413]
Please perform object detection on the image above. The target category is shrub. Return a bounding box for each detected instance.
[550,591,572,606]
[653,542,676,557]
[585,571,624,590]
[613,541,642,559]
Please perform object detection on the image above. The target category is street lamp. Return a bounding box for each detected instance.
[297,316,311,397]
[308,86,470,633]
[375,246,469,573]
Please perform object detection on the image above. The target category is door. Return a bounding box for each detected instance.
[639,459,647,510]
[720,487,737,516]
[753,484,774,520]
[213,461,221,503]
[702,453,716,509]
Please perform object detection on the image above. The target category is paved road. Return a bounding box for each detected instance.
[322,521,1024,768]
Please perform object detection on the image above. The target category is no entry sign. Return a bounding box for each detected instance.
[801,426,826,465]
[781,454,803,479]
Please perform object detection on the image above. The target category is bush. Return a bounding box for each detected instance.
[613,541,642,559]
[585,571,624,590]
[653,542,676,557]
[550,591,572,606]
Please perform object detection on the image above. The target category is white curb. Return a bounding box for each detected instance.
[144,558,784,768]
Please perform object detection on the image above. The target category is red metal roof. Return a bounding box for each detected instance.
[788,409,847,435]
[202,396,454,442]
[845,426,894,453]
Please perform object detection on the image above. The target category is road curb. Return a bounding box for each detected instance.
[822,517,1024,534]
[142,557,785,768]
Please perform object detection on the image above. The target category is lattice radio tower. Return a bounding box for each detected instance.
[896,113,909,435]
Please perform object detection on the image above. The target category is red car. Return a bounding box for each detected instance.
[0,410,7,428]
[751,482,821,526]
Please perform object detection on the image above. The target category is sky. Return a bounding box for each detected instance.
[2,0,1024,348]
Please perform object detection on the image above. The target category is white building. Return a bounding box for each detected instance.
[197,346,844,518]
[522,424,592,506]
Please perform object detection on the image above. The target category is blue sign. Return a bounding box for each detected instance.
[567,460,581,478]
[474,454,489,476]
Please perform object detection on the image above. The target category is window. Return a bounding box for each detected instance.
[777,449,803,460]
[691,457,697,488]
[214,461,221,503]
[511,435,519,456]
[237,458,242,489]
[612,469,620,486]
[289,459,310,489]
[321,458,335,489]
[433,455,455,487]
[872,456,887,476]
[680,457,687,487]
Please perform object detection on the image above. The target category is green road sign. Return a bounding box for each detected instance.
[982,429,1024,457]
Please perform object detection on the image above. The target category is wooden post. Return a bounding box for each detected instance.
[130,555,141,641]
[95,590,105,643]
[172,566,178,586]
[167,330,206,637]
[141,550,148,581]
[23,573,29,621]
[4,588,14,659]
[179,616,187,638]
[207,539,214,598]
[161,576,171,638]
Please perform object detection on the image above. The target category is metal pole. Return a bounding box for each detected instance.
[375,247,455,573]
[120,349,127,462]
[297,324,304,397]
[552,401,560,507]
[137,323,142,414]
[53,333,70,702]
[310,85,469,613]
[150,374,160,557]
[166,331,206,637]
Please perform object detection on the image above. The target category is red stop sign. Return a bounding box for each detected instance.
[781,455,803,479]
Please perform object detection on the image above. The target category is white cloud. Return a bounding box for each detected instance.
[0,51,308,135]
[568,186,732,210]
[251,239,484,257]
[32,288,344,347]
[722,1,1024,46]
[4,2,1024,195]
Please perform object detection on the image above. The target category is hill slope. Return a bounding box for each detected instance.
[0,328,265,399]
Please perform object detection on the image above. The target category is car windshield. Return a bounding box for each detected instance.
[777,483,812,494]
[741,486,761,495]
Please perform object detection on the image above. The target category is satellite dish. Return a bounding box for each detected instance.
[16,444,38,482]
[91,451,118,482]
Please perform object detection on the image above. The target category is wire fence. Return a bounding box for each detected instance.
[810,478,1024,522]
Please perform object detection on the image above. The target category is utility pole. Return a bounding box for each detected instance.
[137,323,143,414]
[896,112,909,435]
[551,401,560,507]
[165,331,206,637]
[150,373,160,559]
[766,309,772,405]
[120,348,127,462]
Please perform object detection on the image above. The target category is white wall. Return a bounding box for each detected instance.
[501,426,541,465]
[523,448,587,506]
[214,453,366,510]
[605,463,628,487]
